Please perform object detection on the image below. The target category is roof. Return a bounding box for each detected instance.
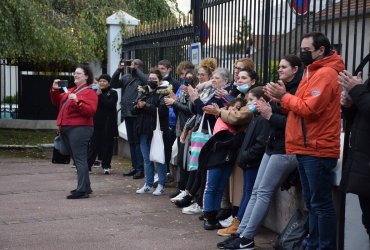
[315,1,370,20]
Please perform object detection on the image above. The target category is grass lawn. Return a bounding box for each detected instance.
[0,128,133,172]
[0,129,56,145]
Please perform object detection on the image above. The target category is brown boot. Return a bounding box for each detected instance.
[217,217,240,236]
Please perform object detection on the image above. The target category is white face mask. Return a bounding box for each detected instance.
[236,84,250,93]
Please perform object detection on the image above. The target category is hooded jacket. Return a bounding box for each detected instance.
[280,51,345,158]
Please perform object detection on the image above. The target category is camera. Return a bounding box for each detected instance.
[120,59,133,67]
[133,95,147,106]
[59,80,68,88]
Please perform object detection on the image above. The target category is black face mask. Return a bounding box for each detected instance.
[300,50,314,66]
[148,81,158,90]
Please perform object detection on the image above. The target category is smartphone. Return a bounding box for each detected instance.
[59,80,68,88]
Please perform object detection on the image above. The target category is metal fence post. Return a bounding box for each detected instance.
[263,0,271,84]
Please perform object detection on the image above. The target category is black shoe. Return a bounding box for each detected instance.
[66,192,89,199]
[174,195,193,208]
[199,212,204,221]
[216,208,232,221]
[123,169,136,176]
[70,188,93,194]
[169,189,181,198]
[223,237,254,250]
[204,219,223,230]
[204,211,223,230]
[217,233,240,249]
[133,171,144,179]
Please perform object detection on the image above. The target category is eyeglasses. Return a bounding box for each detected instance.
[234,67,245,71]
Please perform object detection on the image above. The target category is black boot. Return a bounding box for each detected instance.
[204,211,223,230]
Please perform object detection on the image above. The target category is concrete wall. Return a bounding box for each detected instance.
[263,187,305,233]
[0,119,57,130]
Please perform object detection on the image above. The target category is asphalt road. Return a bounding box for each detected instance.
[0,156,276,250]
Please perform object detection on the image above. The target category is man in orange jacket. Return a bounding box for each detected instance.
[265,32,345,250]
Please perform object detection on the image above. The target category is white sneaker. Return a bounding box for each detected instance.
[170,190,187,203]
[152,184,165,196]
[103,168,110,175]
[219,215,233,228]
[182,203,202,215]
[154,173,158,184]
[136,184,154,194]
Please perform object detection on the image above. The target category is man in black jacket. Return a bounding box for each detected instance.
[339,70,370,239]
[110,59,146,179]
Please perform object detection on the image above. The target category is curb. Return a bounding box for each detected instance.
[0,144,54,149]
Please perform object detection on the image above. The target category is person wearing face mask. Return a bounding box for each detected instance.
[264,32,345,250]
[132,68,172,196]
[87,74,118,175]
[234,68,259,97]
[217,55,303,249]
[110,59,146,180]
[214,87,270,238]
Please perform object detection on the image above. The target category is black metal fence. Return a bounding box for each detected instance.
[1,1,369,120]
[0,59,74,120]
[123,0,370,83]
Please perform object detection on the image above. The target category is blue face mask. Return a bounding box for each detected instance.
[236,84,250,94]
[248,104,257,113]
[91,84,98,91]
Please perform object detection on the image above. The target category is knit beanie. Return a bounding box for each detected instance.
[98,74,111,82]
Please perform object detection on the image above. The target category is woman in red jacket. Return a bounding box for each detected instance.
[50,64,98,199]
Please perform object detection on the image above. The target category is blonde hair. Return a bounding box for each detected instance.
[199,58,217,76]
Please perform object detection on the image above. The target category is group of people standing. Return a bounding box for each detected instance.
[50,31,369,249]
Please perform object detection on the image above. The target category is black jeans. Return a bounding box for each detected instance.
[359,195,370,239]
[177,138,189,190]
[88,123,114,169]
[124,117,144,172]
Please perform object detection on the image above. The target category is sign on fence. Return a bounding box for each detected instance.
[190,42,201,66]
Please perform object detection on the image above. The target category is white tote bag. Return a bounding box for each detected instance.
[149,108,165,164]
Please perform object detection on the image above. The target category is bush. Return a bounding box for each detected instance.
[2,94,18,104]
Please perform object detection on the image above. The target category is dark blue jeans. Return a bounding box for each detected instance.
[124,117,144,172]
[237,167,259,220]
[203,166,233,212]
[296,155,337,250]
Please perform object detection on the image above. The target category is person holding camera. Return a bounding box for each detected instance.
[87,74,118,175]
[110,59,146,179]
[50,64,98,199]
[132,68,172,196]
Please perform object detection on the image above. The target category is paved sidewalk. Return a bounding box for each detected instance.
[0,156,277,250]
